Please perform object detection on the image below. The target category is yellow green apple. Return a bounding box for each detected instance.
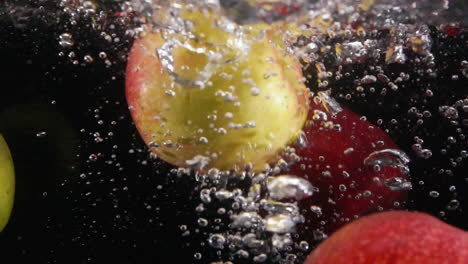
[126,7,310,171]
[0,134,14,231]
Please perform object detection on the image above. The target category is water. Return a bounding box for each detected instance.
[0,0,467,263]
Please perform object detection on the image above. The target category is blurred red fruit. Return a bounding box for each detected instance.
[305,211,468,264]
[290,96,409,234]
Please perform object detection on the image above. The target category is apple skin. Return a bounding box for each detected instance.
[0,134,14,232]
[289,99,408,233]
[305,211,468,264]
[126,11,309,171]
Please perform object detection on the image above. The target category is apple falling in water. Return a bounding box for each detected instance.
[305,211,468,264]
[0,134,14,232]
[289,94,410,233]
[126,7,309,172]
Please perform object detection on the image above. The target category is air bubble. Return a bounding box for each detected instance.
[59,33,74,48]
[267,175,314,201]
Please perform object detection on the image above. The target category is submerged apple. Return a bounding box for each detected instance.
[305,211,468,264]
[0,134,14,231]
[290,95,409,233]
[126,8,309,171]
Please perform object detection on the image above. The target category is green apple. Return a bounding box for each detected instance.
[126,7,310,171]
[0,134,14,231]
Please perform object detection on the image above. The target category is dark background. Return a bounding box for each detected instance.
[0,1,467,264]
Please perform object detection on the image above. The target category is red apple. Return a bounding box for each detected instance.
[290,95,409,233]
[125,7,309,172]
[305,211,468,264]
